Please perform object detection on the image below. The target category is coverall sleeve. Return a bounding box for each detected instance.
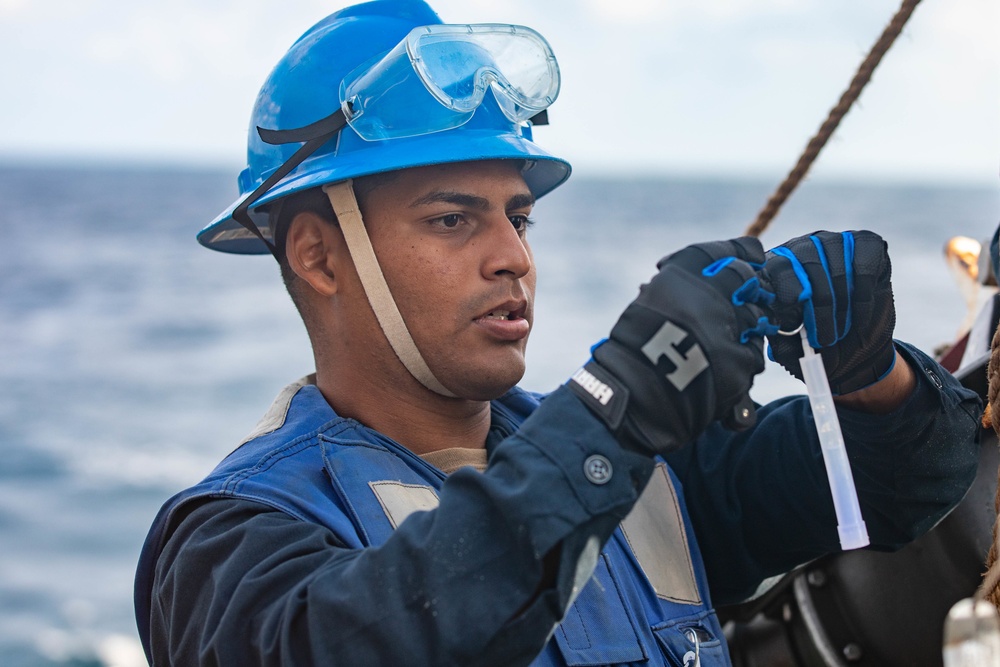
[665,341,983,605]
[147,388,654,666]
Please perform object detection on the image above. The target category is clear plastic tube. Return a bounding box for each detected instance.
[798,329,870,550]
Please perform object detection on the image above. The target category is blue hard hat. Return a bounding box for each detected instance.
[198,0,572,254]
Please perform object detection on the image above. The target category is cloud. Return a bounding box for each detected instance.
[583,0,674,22]
[0,0,24,14]
[0,0,995,182]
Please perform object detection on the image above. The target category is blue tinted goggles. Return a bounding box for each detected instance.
[234,23,560,256]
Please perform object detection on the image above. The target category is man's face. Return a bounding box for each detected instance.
[356,160,537,400]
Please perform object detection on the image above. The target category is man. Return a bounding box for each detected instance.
[134,1,982,665]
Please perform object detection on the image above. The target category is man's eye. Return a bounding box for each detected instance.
[433,214,463,228]
[510,215,534,232]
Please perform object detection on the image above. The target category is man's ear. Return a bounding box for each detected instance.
[285,212,342,297]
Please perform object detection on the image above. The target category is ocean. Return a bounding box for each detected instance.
[1,162,997,666]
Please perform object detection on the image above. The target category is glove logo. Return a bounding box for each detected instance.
[571,367,615,405]
[641,321,709,391]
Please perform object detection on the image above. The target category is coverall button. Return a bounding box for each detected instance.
[584,455,613,485]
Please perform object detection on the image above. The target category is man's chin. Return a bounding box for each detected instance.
[440,362,526,402]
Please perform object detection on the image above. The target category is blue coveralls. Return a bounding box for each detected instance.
[135,342,981,666]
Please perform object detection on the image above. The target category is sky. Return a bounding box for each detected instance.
[0,0,997,184]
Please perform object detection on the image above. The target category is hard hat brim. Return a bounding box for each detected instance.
[198,130,570,255]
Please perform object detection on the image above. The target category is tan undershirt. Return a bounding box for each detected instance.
[420,448,489,475]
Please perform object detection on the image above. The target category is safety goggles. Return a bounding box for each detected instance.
[233,23,560,256]
[343,23,560,140]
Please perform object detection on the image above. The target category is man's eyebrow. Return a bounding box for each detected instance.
[506,193,535,210]
[408,191,536,211]
[409,191,491,211]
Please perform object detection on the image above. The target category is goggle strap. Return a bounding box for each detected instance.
[324,181,458,398]
[257,105,351,146]
[232,108,350,260]
[528,110,549,126]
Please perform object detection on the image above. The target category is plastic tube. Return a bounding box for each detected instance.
[798,329,870,550]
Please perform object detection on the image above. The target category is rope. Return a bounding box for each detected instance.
[738,0,1000,612]
[744,0,923,239]
[977,323,1000,606]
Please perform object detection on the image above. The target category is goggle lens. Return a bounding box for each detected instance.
[342,23,559,141]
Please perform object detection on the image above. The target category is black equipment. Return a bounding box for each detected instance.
[720,353,996,667]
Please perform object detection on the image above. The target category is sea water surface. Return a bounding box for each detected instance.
[0,162,997,666]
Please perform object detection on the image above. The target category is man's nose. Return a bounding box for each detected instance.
[481,217,532,280]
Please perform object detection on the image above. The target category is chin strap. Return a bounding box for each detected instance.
[323,180,458,398]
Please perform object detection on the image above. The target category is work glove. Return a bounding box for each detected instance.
[761,230,896,395]
[567,237,775,457]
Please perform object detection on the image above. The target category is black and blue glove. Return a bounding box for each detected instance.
[761,230,896,395]
[567,237,776,457]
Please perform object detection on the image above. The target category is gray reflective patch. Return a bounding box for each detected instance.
[640,320,709,391]
[240,374,316,445]
[565,535,602,615]
[369,481,440,529]
[620,464,702,604]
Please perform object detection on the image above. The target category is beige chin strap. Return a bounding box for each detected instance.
[323,180,457,398]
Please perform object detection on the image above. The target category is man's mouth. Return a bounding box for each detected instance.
[473,301,530,341]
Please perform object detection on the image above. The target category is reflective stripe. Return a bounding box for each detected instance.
[620,464,702,605]
[239,375,315,445]
[368,481,440,529]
